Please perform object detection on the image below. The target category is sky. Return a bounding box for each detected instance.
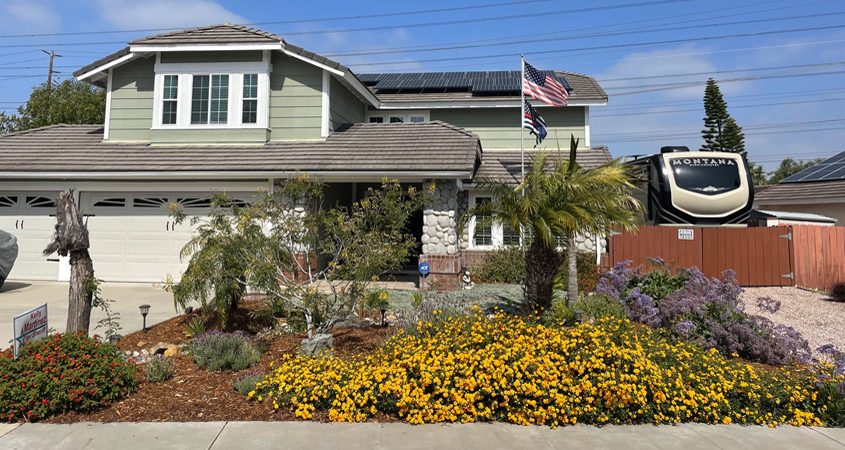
[0,0,843,170]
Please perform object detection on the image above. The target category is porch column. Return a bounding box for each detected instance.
[420,180,461,290]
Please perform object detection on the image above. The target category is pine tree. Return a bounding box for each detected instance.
[722,117,745,153]
[700,78,745,153]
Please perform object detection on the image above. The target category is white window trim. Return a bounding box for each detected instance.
[151,58,270,130]
[584,105,591,148]
[366,110,430,124]
[468,193,518,250]
[321,70,330,138]
[104,68,113,140]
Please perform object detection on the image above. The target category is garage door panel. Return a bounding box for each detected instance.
[0,193,59,281]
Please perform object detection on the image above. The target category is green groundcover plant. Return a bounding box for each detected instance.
[0,333,136,422]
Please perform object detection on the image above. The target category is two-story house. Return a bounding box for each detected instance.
[0,24,609,288]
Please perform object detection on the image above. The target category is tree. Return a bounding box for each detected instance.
[0,79,105,134]
[748,161,768,187]
[170,176,426,337]
[701,78,745,153]
[44,190,95,334]
[463,136,642,311]
[767,157,824,184]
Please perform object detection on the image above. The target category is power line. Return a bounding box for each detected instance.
[324,10,845,57]
[597,118,845,138]
[599,126,845,143]
[600,87,845,110]
[348,23,845,67]
[599,60,845,83]
[0,0,557,39]
[592,97,845,118]
[608,69,845,96]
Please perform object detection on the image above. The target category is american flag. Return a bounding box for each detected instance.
[523,61,569,107]
[522,99,547,147]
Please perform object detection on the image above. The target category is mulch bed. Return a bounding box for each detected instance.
[46,303,398,423]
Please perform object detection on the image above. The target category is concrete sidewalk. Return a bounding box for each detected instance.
[1,422,844,449]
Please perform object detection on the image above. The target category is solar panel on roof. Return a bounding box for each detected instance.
[782,150,845,183]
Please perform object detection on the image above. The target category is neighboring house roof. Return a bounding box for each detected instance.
[360,71,607,105]
[754,179,845,205]
[780,150,845,183]
[751,209,837,224]
[474,147,613,184]
[0,123,481,179]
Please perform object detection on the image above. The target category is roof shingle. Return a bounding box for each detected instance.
[0,123,480,177]
[754,180,845,204]
[130,23,282,45]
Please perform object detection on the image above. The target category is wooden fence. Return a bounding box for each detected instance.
[607,225,845,290]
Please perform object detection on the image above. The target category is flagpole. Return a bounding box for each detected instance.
[520,54,525,183]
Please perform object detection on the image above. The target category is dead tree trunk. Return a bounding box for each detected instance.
[44,190,95,335]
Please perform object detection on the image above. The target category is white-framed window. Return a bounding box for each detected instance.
[242,73,258,124]
[367,110,429,124]
[468,193,522,249]
[161,74,178,125]
[152,58,270,129]
[190,74,229,125]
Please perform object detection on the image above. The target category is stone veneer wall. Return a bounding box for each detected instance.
[421,180,460,256]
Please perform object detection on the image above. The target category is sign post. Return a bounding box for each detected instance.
[13,304,48,358]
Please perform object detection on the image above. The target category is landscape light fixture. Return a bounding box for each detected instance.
[139,304,151,331]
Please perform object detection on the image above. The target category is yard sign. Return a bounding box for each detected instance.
[13,304,48,358]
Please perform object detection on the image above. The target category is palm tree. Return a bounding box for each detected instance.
[464,136,641,311]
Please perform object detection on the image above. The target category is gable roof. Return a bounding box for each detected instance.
[130,23,282,45]
[0,123,480,180]
[780,150,845,183]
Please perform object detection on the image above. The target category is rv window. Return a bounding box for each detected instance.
[670,158,741,195]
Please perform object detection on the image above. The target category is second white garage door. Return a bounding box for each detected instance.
[81,192,253,283]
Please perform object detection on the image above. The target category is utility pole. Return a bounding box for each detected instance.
[41,49,61,92]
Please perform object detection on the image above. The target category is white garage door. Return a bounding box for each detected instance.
[81,192,253,283]
[0,192,61,281]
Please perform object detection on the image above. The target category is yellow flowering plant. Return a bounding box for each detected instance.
[251,312,836,427]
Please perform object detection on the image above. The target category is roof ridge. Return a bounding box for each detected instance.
[129,23,283,45]
[428,120,477,139]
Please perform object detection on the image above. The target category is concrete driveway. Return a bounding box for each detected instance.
[0,280,180,348]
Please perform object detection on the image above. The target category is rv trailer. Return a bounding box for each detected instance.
[627,147,754,226]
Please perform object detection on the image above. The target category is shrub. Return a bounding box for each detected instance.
[472,246,524,284]
[400,293,471,336]
[183,316,207,338]
[830,282,845,302]
[0,333,136,422]
[571,294,627,323]
[596,262,811,365]
[234,372,265,396]
[554,252,602,294]
[145,357,175,383]
[251,314,828,426]
[190,332,261,372]
[542,298,576,326]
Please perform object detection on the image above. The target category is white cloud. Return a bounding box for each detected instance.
[0,1,61,33]
[93,0,246,29]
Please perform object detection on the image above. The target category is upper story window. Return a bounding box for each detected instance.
[161,75,178,125]
[153,58,269,129]
[367,110,429,124]
[242,73,258,124]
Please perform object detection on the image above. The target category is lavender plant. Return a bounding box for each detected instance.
[595,261,812,365]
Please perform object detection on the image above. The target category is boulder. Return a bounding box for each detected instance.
[300,333,334,356]
[163,345,179,358]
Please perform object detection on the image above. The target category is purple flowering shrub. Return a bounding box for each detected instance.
[596,261,812,365]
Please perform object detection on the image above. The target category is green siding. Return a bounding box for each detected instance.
[160,51,262,64]
[329,77,364,131]
[150,128,269,145]
[430,107,587,150]
[268,52,322,141]
[108,57,155,142]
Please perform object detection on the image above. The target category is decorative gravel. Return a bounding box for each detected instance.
[742,287,845,354]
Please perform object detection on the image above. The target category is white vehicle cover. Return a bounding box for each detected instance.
[0,229,18,286]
